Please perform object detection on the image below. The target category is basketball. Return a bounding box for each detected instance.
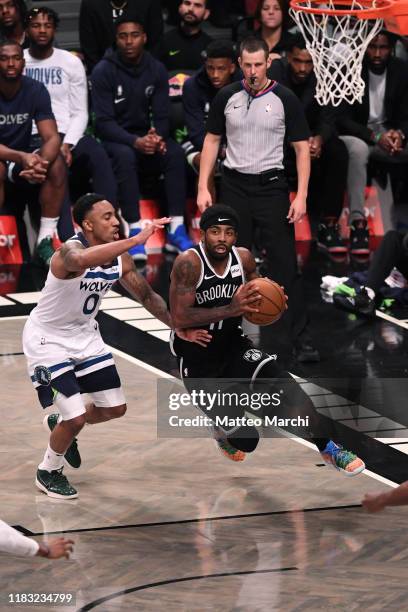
[243,278,286,326]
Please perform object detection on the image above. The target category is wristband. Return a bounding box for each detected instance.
[374,132,382,143]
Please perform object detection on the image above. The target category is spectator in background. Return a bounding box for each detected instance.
[253,0,295,59]
[24,7,117,207]
[183,39,238,199]
[154,0,212,72]
[0,518,74,559]
[91,17,194,260]
[268,35,348,256]
[79,0,163,74]
[336,30,408,256]
[0,39,70,267]
[0,0,27,47]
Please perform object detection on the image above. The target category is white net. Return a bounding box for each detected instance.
[290,1,385,106]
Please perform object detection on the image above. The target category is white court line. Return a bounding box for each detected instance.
[375,309,408,330]
[0,315,399,488]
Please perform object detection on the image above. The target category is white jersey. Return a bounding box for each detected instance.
[29,233,123,332]
[24,47,88,147]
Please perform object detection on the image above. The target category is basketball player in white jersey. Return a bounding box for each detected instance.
[170,204,366,476]
[23,193,209,499]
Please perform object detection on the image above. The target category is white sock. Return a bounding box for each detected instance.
[38,444,64,472]
[170,216,183,233]
[129,221,142,232]
[37,217,58,244]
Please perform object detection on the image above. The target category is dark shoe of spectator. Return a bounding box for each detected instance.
[293,339,320,363]
[333,286,376,317]
[128,228,147,262]
[317,221,347,255]
[349,218,369,256]
[32,237,56,268]
[166,225,194,253]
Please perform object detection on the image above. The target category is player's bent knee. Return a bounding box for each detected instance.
[64,413,86,434]
[108,403,127,419]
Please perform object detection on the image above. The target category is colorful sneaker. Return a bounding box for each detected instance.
[213,428,246,462]
[166,225,194,253]
[333,286,376,317]
[43,414,81,469]
[350,219,369,256]
[317,222,347,255]
[33,236,55,268]
[128,227,147,261]
[36,468,78,499]
[320,440,365,476]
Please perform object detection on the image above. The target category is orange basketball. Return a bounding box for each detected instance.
[243,278,286,326]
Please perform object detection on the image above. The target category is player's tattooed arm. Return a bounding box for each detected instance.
[52,241,87,279]
[237,248,259,282]
[120,254,171,326]
[170,252,261,328]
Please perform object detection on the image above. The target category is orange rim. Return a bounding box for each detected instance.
[290,0,394,20]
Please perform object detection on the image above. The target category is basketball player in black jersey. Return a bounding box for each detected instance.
[170,204,366,475]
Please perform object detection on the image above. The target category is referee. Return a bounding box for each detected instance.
[197,36,318,362]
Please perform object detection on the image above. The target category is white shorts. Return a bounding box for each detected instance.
[22,317,125,409]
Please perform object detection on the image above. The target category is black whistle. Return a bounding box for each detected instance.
[249,76,256,85]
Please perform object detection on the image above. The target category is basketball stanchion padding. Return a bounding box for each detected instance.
[0,216,23,264]
[243,278,287,326]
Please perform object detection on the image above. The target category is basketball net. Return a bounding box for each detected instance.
[290,1,385,106]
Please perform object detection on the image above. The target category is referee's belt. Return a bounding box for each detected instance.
[223,166,285,184]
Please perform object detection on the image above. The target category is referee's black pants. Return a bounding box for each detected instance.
[221,167,309,343]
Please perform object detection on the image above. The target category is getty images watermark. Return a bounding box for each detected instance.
[157,379,311,438]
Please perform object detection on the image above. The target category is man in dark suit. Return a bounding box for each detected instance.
[336,30,408,255]
[79,0,163,73]
[268,35,348,256]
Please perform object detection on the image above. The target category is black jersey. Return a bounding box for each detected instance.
[171,242,246,362]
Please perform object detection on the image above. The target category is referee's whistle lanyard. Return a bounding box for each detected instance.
[245,77,271,112]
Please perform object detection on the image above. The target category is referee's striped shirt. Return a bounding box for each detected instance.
[206,79,310,174]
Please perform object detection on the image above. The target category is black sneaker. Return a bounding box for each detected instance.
[43,414,81,469]
[350,219,369,256]
[317,223,347,254]
[36,467,78,499]
[333,286,376,316]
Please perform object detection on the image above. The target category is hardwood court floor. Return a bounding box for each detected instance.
[0,319,406,611]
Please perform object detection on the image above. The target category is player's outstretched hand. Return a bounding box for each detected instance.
[131,218,171,245]
[37,537,75,559]
[361,493,387,513]
[230,284,261,316]
[176,328,212,347]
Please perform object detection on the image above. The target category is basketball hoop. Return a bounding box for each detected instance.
[289,0,397,106]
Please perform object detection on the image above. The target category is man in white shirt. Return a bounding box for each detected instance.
[0,518,73,558]
[337,30,408,256]
[24,6,117,205]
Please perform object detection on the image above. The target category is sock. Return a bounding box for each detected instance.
[129,221,141,232]
[37,217,58,244]
[170,216,183,233]
[38,444,64,472]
